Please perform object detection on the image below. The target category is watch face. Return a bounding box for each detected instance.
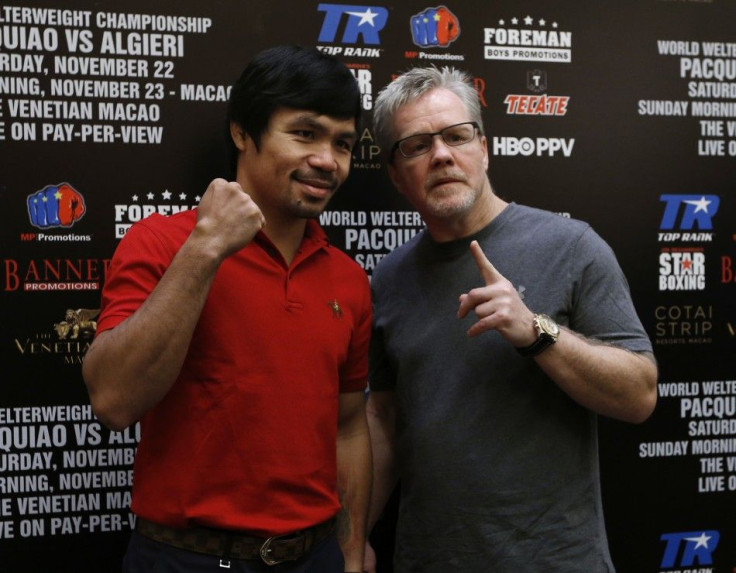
[537,314,560,337]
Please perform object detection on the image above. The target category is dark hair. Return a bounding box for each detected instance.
[227,45,361,173]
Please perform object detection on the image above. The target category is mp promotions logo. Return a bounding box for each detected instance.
[27,183,86,229]
[316,4,388,57]
[410,6,460,48]
[660,530,719,570]
[659,194,719,242]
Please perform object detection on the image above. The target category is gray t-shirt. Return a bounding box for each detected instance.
[370,203,652,572]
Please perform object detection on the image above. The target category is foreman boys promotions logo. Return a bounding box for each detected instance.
[114,190,199,239]
[484,16,572,63]
[27,183,86,229]
[410,6,460,48]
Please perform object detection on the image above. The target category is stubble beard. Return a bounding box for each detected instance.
[423,183,479,219]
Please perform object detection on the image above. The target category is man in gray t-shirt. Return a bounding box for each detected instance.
[364,67,658,573]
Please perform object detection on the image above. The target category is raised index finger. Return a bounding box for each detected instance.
[470,240,502,285]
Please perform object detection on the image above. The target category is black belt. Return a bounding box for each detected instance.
[136,516,336,566]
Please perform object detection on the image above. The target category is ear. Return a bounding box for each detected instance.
[230,122,249,151]
[480,134,489,171]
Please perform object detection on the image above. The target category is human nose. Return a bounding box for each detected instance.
[428,135,455,164]
[308,143,339,171]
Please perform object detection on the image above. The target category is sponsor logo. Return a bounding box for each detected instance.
[722,255,736,284]
[348,64,373,110]
[527,69,547,92]
[52,308,99,340]
[484,16,572,63]
[405,5,465,62]
[504,93,569,116]
[492,137,574,157]
[654,304,713,345]
[14,308,99,366]
[658,194,719,243]
[316,3,388,58]
[659,247,706,291]
[27,183,86,229]
[660,530,719,570]
[114,190,199,239]
[3,257,110,292]
[24,183,91,241]
[410,6,460,48]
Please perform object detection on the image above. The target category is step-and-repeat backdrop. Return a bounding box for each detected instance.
[1,1,734,571]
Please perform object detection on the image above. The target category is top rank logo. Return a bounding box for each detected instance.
[658,194,719,242]
[660,530,719,570]
[316,4,388,58]
[484,16,571,63]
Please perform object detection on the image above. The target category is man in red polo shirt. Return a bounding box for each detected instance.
[83,45,371,573]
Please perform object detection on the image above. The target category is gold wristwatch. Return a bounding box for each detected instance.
[516,313,559,357]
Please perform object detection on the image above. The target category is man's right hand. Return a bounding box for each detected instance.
[193,178,266,260]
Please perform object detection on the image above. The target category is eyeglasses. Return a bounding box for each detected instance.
[391,121,480,159]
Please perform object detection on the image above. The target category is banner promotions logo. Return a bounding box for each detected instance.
[27,183,86,229]
[410,6,460,48]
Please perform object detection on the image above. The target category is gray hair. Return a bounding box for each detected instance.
[372,66,484,160]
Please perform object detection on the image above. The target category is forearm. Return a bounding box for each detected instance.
[365,393,399,531]
[83,236,221,430]
[336,395,372,570]
[535,328,657,423]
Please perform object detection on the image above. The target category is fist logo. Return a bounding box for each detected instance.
[27,183,86,229]
[411,6,460,48]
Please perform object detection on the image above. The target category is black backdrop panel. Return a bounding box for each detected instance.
[1,1,735,571]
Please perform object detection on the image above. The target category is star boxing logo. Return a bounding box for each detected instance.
[316,4,388,58]
[348,64,373,110]
[659,530,719,570]
[484,16,571,63]
[659,247,706,291]
[410,6,460,48]
[659,194,719,242]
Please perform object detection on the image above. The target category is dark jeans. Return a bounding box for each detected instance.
[123,531,345,573]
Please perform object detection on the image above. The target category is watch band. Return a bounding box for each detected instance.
[516,333,555,357]
[516,314,559,357]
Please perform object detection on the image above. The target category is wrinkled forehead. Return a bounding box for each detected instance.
[392,89,469,140]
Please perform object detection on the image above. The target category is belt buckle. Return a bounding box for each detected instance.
[259,536,282,566]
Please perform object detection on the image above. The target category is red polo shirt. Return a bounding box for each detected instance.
[96,209,371,536]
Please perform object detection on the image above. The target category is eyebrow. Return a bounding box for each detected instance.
[286,113,358,141]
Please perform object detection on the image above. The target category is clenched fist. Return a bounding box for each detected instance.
[193,178,266,260]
